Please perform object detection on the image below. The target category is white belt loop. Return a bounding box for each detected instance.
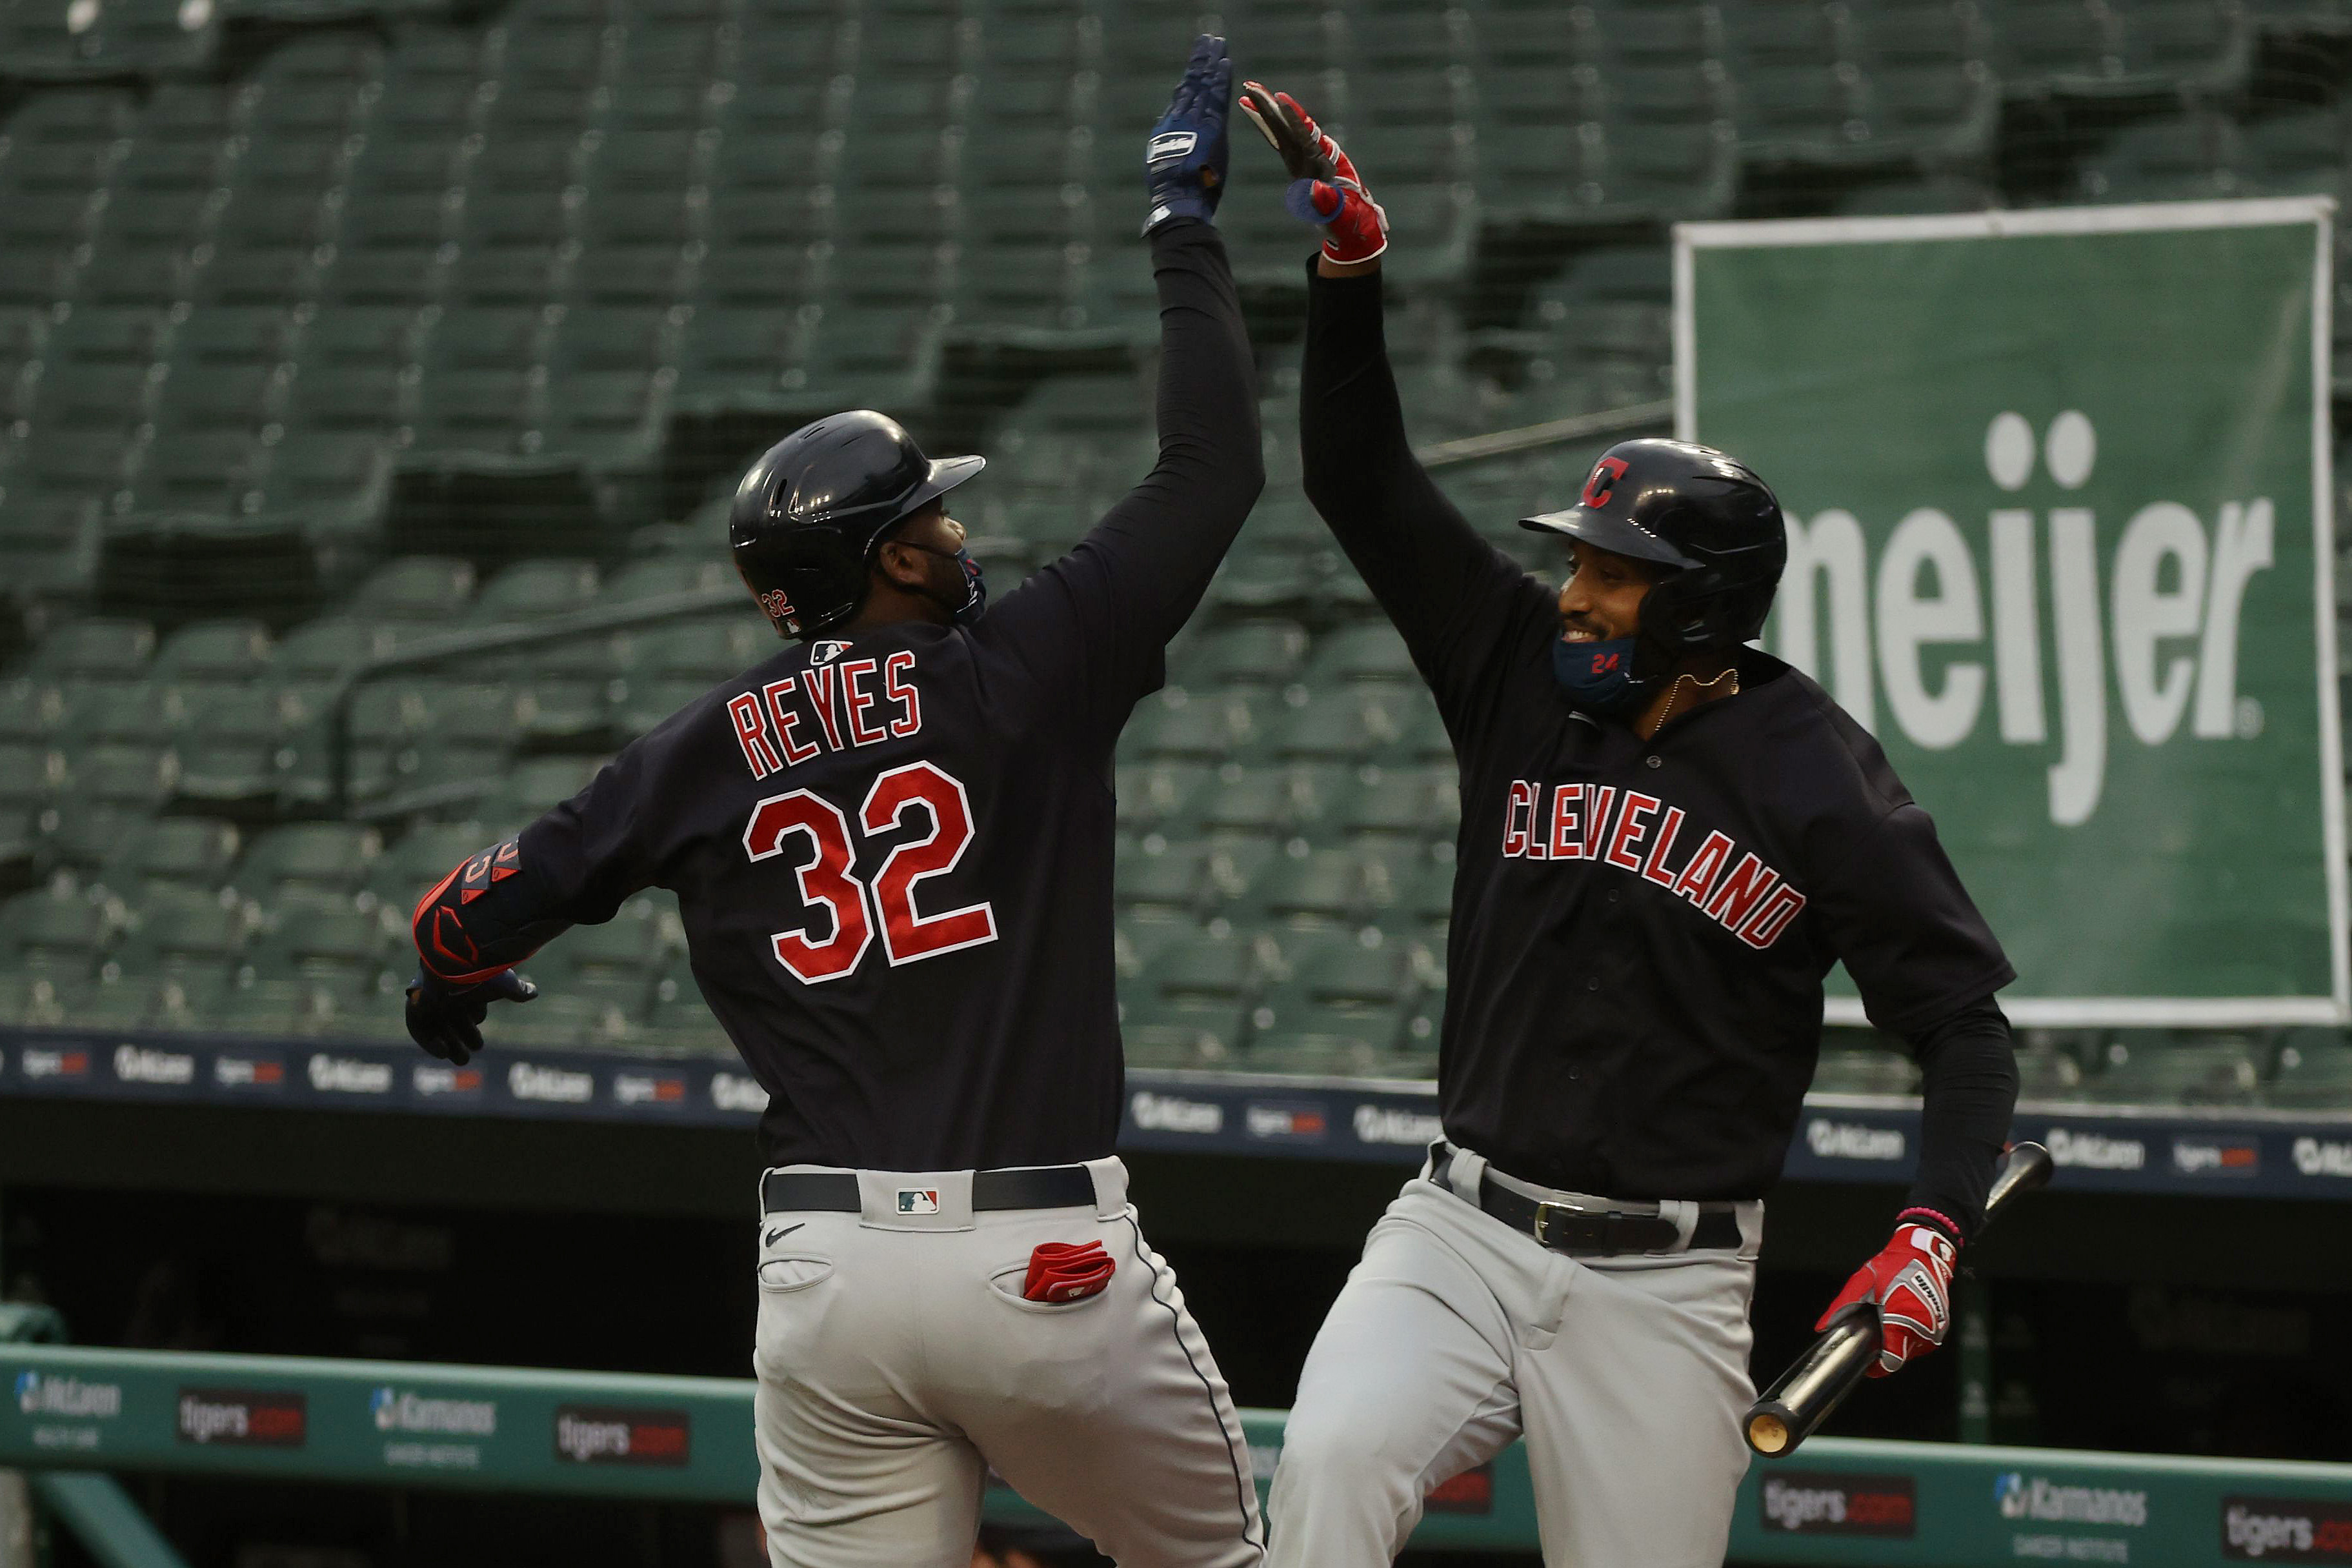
[1085,1156,1130,1220]
[1442,1146,1489,1205]
[1656,1198,1698,1251]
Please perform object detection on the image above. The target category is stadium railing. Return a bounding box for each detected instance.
[6,1331,2352,1565]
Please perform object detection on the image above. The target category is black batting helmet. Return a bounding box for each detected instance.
[1521,437,1785,652]
[729,410,984,639]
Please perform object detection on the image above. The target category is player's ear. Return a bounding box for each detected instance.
[873,538,928,593]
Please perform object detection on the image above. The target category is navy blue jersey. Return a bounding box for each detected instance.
[413,225,1261,1169]
[1299,263,2015,1213]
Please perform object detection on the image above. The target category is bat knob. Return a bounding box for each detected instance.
[1747,1411,1791,1456]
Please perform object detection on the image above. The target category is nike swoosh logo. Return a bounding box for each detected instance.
[763,1223,805,1248]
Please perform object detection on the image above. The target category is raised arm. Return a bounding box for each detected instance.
[980,37,1263,718]
[1245,85,1542,699]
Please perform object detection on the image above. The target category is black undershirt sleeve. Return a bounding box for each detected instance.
[979,219,1263,732]
[1900,996,2022,1240]
[1298,261,1550,734]
[412,742,662,985]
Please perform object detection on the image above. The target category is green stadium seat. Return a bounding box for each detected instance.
[1123,928,1263,1056]
[1336,765,1458,843]
[1810,1043,1924,1095]
[2240,107,2349,196]
[97,819,241,899]
[239,890,386,983]
[111,883,243,980]
[1,887,107,983]
[43,805,140,876]
[354,558,479,623]
[2087,1035,2262,1106]
[370,820,492,901]
[1114,761,1215,834]
[470,560,601,622]
[0,680,61,743]
[603,559,730,603]
[630,619,770,680]
[2012,1040,2085,1100]
[1121,689,1271,761]
[1190,769,1305,839]
[31,620,155,681]
[1116,838,1212,920]
[1303,624,1420,688]
[1264,691,1414,764]
[65,745,176,814]
[2264,1030,2352,1109]
[234,824,383,902]
[1242,848,1371,929]
[0,741,58,811]
[137,637,273,712]
[1993,0,2175,90]
[2077,114,2244,202]
[611,676,710,737]
[484,755,608,827]
[272,616,399,682]
[1173,620,1312,689]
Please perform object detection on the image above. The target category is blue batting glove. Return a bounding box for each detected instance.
[1143,34,1232,236]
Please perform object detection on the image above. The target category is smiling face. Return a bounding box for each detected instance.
[1556,538,1663,647]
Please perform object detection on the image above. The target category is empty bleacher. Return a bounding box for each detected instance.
[1,0,2351,1096]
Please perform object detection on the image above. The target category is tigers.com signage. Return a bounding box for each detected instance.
[1680,197,2346,1023]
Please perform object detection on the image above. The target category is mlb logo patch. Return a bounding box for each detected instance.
[896,1189,940,1215]
[810,640,850,665]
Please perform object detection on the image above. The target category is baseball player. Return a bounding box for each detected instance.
[402,39,1267,1567]
[1238,87,2022,1565]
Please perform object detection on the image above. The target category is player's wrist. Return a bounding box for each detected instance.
[1143,199,1215,236]
[1893,1207,1963,1247]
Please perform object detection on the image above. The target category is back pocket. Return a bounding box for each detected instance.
[986,1261,1112,1315]
[758,1256,834,1294]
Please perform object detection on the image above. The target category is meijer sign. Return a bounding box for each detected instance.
[1680,199,2346,1023]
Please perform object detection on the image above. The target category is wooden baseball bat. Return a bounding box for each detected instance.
[1744,1140,2053,1459]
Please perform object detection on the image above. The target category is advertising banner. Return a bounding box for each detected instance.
[1679,199,2344,1023]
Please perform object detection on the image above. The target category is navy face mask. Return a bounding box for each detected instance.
[906,543,988,625]
[1551,634,1646,714]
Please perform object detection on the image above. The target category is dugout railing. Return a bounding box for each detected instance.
[6,1329,2352,1567]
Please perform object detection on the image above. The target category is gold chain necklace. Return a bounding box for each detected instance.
[1653,667,1740,731]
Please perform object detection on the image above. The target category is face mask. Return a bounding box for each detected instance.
[903,543,989,625]
[1551,634,1646,714]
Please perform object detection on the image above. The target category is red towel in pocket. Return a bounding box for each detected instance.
[1022,1241,1116,1303]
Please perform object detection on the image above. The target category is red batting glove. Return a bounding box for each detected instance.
[1816,1216,1958,1378]
[1238,83,1389,265]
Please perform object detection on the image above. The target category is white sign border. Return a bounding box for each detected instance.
[1676,197,2350,1029]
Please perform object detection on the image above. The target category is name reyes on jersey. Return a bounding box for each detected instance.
[729,650,923,779]
[1499,779,1807,951]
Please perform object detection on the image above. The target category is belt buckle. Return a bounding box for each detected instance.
[1531,1198,1607,1252]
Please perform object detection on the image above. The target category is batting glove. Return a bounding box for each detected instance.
[405,967,536,1066]
[1143,34,1232,236]
[1816,1218,1958,1378]
[1238,83,1389,265]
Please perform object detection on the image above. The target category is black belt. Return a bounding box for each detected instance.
[1432,1144,1741,1256]
[762,1164,1096,1214]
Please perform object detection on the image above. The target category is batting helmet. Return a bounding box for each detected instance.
[729,410,985,639]
[1520,437,1785,652]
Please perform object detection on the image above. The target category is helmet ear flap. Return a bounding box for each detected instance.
[1644,568,1776,652]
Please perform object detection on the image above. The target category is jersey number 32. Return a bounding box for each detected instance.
[741,761,999,983]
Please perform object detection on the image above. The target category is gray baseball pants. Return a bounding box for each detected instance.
[1268,1145,1761,1567]
[751,1156,1266,1568]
